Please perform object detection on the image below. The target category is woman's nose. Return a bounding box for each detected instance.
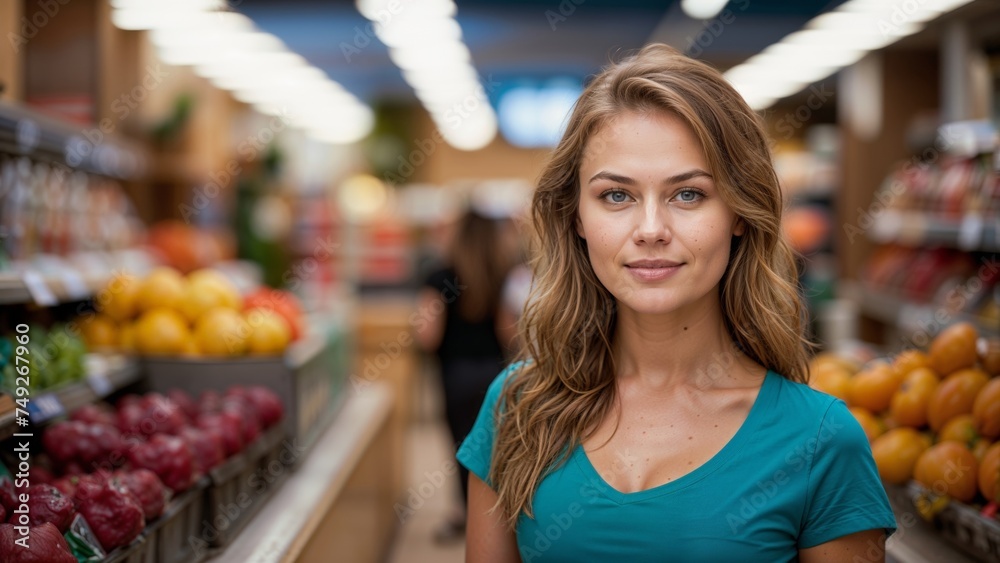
[633,202,672,245]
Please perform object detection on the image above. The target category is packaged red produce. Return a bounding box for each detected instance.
[0,522,76,563]
[76,480,144,552]
[179,426,225,473]
[7,485,75,533]
[114,469,169,521]
[196,412,244,457]
[70,403,117,427]
[128,434,196,492]
[168,388,199,421]
[246,386,284,428]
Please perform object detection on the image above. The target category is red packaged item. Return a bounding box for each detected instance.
[246,386,284,428]
[7,485,75,533]
[76,480,144,552]
[0,522,77,563]
[114,469,169,521]
[128,434,196,492]
[178,427,225,473]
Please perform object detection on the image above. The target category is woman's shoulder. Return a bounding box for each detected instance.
[766,370,850,424]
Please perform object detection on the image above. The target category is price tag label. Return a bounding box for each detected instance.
[87,372,112,397]
[26,393,65,423]
[61,268,90,300]
[958,213,984,252]
[22,270,57,306]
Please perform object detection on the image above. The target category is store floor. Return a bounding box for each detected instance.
[386,364,466,563]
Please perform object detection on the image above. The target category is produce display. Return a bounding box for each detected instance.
[0,385,285,560]
[810,322,1000,515]
[0,325,87,394]
[78,266,304,358]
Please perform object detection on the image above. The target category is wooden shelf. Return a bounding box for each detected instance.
[841,281,999,340]
[870,211,1000,253]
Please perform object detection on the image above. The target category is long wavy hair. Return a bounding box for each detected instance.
[450,209,514,323]
[489,43,811,529]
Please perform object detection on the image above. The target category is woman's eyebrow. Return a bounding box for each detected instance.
[587,169,713,185]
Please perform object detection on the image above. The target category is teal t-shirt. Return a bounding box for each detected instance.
[456,363,897,562]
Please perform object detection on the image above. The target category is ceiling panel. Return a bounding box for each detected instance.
[233,0,848,103]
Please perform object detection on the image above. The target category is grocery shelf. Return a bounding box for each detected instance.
[207,383,393,563]
[0,355,141,441]
[0,274,32,304]
[841,281,999,340]
[0,100,146,180]
[869,210,1000,252]
[884,484,985,563]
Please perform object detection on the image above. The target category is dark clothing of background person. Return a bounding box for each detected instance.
[423,266,506,505]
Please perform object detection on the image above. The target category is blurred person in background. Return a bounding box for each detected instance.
[415,202,520,542]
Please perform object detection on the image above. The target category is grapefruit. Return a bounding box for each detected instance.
[194,308,248,357]
[96,272,140,322]
[244,308,292,356]
[135,267,187,313]
[79,314,118,351]
[134,308,189,356]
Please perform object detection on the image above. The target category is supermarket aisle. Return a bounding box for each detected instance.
[386,364,466,563]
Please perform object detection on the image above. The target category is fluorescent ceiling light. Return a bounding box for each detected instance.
[726,0,975,110]
[375,17,462,48]
[681,0,730,20]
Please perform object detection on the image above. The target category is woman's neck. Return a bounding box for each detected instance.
[612,299,747,393]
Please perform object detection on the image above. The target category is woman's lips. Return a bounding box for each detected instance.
[625,263,683,281]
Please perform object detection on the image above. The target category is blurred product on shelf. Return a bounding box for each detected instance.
[808,321,1000,560]
[144,220,235,275]
[78,266,301,358]
[0,325,86,394]
[0,382,286,560]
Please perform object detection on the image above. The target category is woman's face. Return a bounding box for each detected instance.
[576,110,744,316]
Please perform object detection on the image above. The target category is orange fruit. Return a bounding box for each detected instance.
[914,441,979,503]
[244,308,292,356]
[809,365,852,403]
[892,349,931,378]
[134,267,187,313]
[134,308,189,356]
[871,427,932,484]
[929,322,979,376]
[78,314,119,351]
[178,271,242,324]
[979,338,1000,376]
[974,439,994,462]
[187,269,242,310]
[849,407,885,442]
[118,322,136,354]
[979,443,1000,502]
[890,367,938,428]
[973,377,1000,439]
[194,307,248,357]
[95,272,140,322]
[928,368,990,432]
[848,361,901,413]
[179,336,201,358]
[938,414,979,449]
[810,353,859,375]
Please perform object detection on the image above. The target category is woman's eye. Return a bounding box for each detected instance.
[676,189,704,203]
[603,190,630,204]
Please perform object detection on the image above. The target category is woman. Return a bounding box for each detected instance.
[458,44,896,562]
[417,205,519,541]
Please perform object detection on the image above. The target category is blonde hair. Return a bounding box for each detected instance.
[489,44,811,529]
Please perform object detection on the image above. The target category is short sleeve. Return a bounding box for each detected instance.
[423,268,451,294]
[799,399,898,548]
[456,362,521,488]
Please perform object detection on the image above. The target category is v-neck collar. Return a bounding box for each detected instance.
[572,370,778,505]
